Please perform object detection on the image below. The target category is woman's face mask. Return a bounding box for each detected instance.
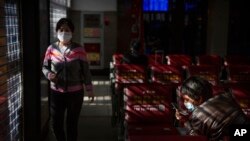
[184,102,196,112]
[57,32,72,43]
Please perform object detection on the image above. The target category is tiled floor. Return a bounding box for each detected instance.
[45,75,118,141]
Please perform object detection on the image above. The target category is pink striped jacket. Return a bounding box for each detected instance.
[42,42,93,93]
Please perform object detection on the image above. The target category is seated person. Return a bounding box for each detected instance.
[122,40,148,66]
[175,76,249,141]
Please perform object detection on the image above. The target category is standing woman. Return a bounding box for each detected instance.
[42,18,94,141]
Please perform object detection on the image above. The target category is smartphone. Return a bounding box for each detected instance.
[171,102,179,110]
[171,102,189,116]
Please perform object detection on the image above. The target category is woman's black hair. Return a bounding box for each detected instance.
[56,18,74,32]
[180,76,213,101]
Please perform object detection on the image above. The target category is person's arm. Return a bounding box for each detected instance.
[183,120,199,136]
[175,109,190,122]
[42,46,57,82]
[183,109,208,136]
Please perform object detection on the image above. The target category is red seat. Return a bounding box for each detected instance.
[149,64,183,85]
[110,53,123,81]
[147,54,165,65]
[196,55,223,67]
[224,55,250,66]
[212,85,227,96]
[124,83,177,138]
[112,53,123,65]
[124,83,174,124]
[226,65,250,83]
[166,54,192,69]
[187,65,221,85]
[114,64,146,84]
[127,123,179,136]
[225,84,250,119]
[112,64,147,127]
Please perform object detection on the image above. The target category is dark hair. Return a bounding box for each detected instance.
[180,76,212,101]
[56,18,74,32]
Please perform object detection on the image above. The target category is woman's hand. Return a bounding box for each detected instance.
[49,73,58,83]
[175,109,189,123]
[87,91,94,103]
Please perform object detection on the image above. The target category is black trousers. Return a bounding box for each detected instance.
[50,90,84,141]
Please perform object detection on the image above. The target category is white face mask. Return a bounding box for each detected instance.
[57,32,72,43]
[184,102,196,112]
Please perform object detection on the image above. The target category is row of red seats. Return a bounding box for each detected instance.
[110,54,250,141]
[112,53,250,66]
[123,83,208,141]
[112,63,250,86]
[110,55,250,123]
[120,83,250,141]
[110,64,181,140]
[124,84,176,135]
[111,53,250,84]
[119,83,250,141]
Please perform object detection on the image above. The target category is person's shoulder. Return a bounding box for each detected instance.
[214,91,234,101]
[198,92,235,110]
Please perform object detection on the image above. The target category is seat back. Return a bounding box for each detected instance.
[124,83,175,124]
[224,55,250,66]
[187,65,221,85]
[226,65,250,83]
[114,64,146,84]
[147,54,165,65]
[212,85,227,96]
[166,54,192,69]
[112,53,123,65]
[196,55,223,67]
[149,64,183,85]
[227,84,250,119]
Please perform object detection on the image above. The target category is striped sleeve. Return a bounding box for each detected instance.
[42,45,54,80]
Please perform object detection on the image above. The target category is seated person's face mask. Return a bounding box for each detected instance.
[182,94,199,112]
[184,102,196,112]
